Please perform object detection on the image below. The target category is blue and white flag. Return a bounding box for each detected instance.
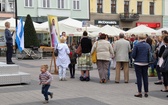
[16,18,24,52]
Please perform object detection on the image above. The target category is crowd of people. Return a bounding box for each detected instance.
[54,30,168,99]
[4,21,168,103]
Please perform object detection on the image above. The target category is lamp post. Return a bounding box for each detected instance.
[15,0,18,51]
[15,0,17,27]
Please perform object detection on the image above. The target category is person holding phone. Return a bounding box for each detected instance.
[4,22,15,64]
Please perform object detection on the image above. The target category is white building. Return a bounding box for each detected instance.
[163,0,168,27]
[17,0,90,22]
[0,0,15,19]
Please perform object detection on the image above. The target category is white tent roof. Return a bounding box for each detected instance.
[0,18,47,32]
[69,31,92,37]
[0,18,20,31]
[39,18,100,35]
[126,25,157,36]
[90,25,125,37]
[157,27,168,32]
[58,18,99,33]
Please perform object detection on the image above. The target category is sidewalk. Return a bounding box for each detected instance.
[0,57,167,105]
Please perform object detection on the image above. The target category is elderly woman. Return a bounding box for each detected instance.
[56,37,70,81]
[91,34,114,83]
[78,31,92,81]
[132,34,151,98]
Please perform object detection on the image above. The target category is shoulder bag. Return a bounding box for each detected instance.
[160,56,168,73]
[91,41,98,63]
[75,44,82,56]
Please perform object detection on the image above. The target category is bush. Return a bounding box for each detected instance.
[24,14,40,48]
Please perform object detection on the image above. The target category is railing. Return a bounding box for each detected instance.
[120,13,139,22]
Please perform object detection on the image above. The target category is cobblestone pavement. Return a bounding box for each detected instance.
[0,57,167,105]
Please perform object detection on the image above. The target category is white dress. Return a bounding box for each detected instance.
[56,43,70,68]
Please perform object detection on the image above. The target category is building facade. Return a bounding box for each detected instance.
[0,0,15,19]
[163,0,168,27]
[90,0,163,30]
[17,0,90,22]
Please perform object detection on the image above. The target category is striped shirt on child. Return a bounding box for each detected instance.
[39,71,53,85]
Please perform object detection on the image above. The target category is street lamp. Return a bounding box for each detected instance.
[15,0,17,27]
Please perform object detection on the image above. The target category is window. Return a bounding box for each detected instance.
[137,1,142,14]
[97,0,103,13]
[9,2,14,8]
[124,1,129,13]
[150,2,154,15]
[58,0,64,9]
[73,0,80,10]
[111,0,116,13]
[43,0,50,8]
[25,0,32,7]
[0,3,5,11]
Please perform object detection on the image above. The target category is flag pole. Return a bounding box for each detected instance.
[15,0,18,53]
[15,0,18,27]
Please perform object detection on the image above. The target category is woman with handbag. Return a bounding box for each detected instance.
[91,34,114,83]
[56,37,70,81]
[161,35,168,95]
[78,31,92,81]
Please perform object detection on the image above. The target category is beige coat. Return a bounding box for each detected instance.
[91,40,114,61]
[114,38,131,62]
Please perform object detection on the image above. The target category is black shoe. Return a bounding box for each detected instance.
[50,92,53,98]
[166,95,168,97]
[134,94,142,98]
[115,81,119,83]
[144,94,148,97]
[125,81,128,83]
[85,77,90,81]
[7,62,15,64]
[80,76,85,81]
[154,81,162,85]
[161,90,168,92]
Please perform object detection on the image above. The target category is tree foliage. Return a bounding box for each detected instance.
[24,14,39,48]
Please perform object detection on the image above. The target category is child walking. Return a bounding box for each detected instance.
[39,65,53,104]
[69,44,77,78]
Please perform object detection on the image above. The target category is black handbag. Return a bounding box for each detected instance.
[54,45,59,57]
[54,49,58,56]
[160,57,168,73]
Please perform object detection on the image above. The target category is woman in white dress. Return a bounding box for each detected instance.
[56,37,70,81]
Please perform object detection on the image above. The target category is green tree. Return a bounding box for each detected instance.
[24,14,39,48]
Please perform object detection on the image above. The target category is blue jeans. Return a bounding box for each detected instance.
[41,84,51,101]
[107,61,111,80]
[150,59,157,73]
[6,43,13,63]
[134,64,148,93]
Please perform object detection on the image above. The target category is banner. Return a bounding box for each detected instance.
[48,15,60,48]
[16,18,24,52]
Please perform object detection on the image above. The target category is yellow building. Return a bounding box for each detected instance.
[90,0,162,30]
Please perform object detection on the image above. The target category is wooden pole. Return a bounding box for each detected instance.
[49,48,58,74]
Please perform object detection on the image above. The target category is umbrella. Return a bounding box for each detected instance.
[90,25,125,37]
[126,25,157,36]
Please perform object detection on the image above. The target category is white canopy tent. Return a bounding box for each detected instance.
[69,31,92,37]
[0,18,20,31]
[58,18,99,35]
[39,18,100,36]
[90,25,125,37]
[0,18,48,33]
[157,27,168,34]
[125,25,158,36]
